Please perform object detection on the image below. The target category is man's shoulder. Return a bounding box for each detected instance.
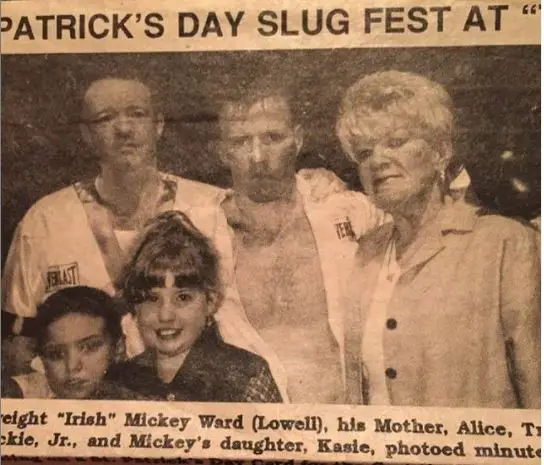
[296,171,378,212]
[20,184,83,228]
[297,172,386,239]
[29,184,80,209]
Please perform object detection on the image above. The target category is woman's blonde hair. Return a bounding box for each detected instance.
[336,70,454,163]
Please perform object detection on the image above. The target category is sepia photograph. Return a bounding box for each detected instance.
[1,46,539,410]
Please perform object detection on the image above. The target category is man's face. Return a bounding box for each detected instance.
[81,78,164,170]
[221,97,302,203]
[41,313,116,399]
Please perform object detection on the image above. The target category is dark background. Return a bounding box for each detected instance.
[1,46,540,264]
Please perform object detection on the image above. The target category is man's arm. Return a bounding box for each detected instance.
[2,222,43,326]
[2,222,43,376]
[297,167,388,237]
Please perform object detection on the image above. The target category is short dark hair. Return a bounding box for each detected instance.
[218,73,303,129]
[35,286,124,352]
[121,210,223,311]
[78,74,163,124]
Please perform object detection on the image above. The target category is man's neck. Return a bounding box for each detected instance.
[226,183,300,245]
[99,162,159,196]
[237,184,298,218]
[97,163,162,226]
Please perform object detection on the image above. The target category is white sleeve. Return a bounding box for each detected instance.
[2,221,45,319]
[342,191,389,238]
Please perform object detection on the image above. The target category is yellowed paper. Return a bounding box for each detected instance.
[1,0,540,463]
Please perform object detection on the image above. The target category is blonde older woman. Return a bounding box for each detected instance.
[338,71,540,408]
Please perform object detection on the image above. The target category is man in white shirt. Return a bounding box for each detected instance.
[2,76,223,374]
[211,78,385,402]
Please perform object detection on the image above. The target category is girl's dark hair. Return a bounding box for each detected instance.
[121,210,223,310]
[35,286,124,352]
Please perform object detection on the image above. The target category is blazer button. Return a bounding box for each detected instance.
[385,368,397,379]
[386,318,397,330]
[166,393,176,401]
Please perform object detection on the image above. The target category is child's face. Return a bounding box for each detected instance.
[135,271,211,358]
[41,313,115,399]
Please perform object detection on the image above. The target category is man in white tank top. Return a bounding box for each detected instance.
[213,78,384,402]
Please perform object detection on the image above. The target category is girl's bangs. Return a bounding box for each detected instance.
[139,251,205,289]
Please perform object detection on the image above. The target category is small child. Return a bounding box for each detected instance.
[106,210,282,402]
[3,286,125,399]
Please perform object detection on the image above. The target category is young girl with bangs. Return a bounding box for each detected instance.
[105,210,282,403]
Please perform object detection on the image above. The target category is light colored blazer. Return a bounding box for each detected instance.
[344,201,540,408]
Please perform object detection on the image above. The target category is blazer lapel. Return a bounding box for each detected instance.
[397,201,477,285]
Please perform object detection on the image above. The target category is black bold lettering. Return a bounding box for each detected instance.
[488,4,508,31]
[385,7,404,33]
[178,12,199,37]
[144,13,163,38]
[257,11,278,36]
[430,6,450,32]
[463,6,486,31]
[225,11,244,36]
[35,15,54,39]
[407,7,427,33]
[124,414,144,427]
[202,13,222,37]
[112,14,133,38]
[14,16,35,40]
[364,8,382,33]
[280,10,298,36]
[89,14,109,39]
[0,16,12,34]
[302,9,322,35]
[57,15,76,39]
[129,434,150,448]
[328,9,349,35]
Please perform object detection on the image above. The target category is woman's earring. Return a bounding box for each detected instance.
[439,169,446,185]
[206,315,214,327]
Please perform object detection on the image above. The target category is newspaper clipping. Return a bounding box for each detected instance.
[0,0,540,463]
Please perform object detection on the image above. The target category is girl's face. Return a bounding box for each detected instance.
[135,271,212,358]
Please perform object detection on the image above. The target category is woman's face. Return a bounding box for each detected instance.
[353,127,442,213]
[135,271,211,358]
[41,313,116,399]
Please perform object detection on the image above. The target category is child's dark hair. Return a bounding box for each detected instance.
[122,210,223,310]
[35,286,124,352]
